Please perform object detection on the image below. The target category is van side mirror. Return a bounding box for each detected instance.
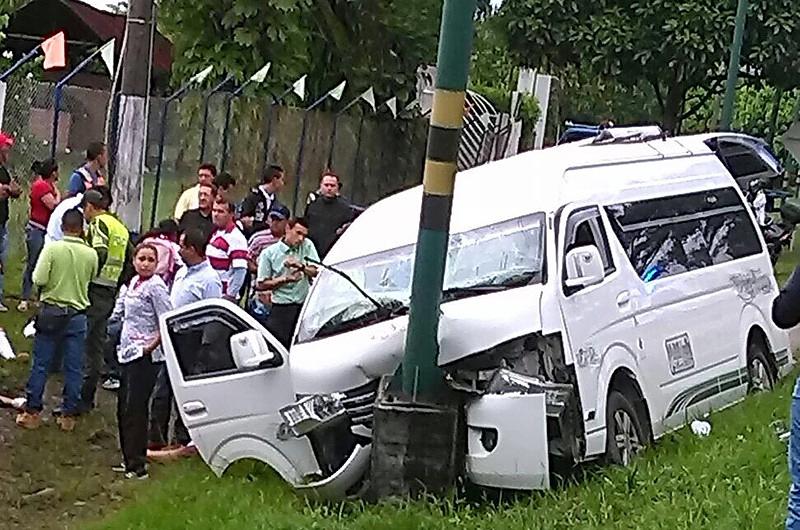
[231,330,279,371]
[565,245,605,289]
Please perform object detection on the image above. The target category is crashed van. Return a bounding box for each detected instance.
[160,131,793,498]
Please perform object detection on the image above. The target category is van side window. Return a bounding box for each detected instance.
[605,187,762,282]
[563,207,615,294]
[565,207,615,274]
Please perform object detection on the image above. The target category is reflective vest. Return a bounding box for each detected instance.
[89,212,129,288]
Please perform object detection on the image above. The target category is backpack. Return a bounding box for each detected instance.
[143,236,178,286]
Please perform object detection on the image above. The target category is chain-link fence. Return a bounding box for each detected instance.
[145,90,430,228]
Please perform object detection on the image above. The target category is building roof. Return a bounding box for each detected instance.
[7,0,172,73]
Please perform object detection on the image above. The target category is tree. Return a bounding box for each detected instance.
[499,0,800,134]
[157,0,441,104]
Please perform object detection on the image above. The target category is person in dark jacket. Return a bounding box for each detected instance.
[304,171,354,259]
[178,183,216,241]
[240,165,285,237]
[772,266,800,530]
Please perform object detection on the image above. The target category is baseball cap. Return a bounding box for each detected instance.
[268,204,290,220]
[0,132,14,149]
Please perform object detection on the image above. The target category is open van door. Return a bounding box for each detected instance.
[159,299,321,484]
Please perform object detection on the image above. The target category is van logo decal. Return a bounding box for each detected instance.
[730,269,772,303]
[665,333,694,375]
[576,346,600,367]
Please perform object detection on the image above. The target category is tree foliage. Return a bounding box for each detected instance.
[499,0,800,133]
[158,0,441,105]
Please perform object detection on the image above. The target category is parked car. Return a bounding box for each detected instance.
[160,133,793,498]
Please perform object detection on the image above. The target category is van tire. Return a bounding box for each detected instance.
[604,390,646,466]
[747,339,775,393]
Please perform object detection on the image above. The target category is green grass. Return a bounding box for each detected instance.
[90,378,795,530]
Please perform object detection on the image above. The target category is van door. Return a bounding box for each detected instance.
[604,187,760,431]
[160,299,321,484]
[557,205,643,442]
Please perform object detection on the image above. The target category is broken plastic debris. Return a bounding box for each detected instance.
[0,329,15,360]
[23,320,36,338]
[690,420,711,437]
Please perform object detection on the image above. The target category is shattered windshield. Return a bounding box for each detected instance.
[296,213,546,343]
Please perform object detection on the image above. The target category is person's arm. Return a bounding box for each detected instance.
[109,285,127,324]
[144,281,173,354]
[204,276,224,299]
[773,265,800,329]
[256,249,299,291]
[31,244,53,287]
[7,179,21,198]
[41,190,58,211]
[226,268,247,298]
[89,221,110,270]
[67,172,84,196]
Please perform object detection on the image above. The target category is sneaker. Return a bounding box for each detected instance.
[101,377,121,391]
[111,463,128,473]
[0,303,8,313]
[56,415,77,432]
[124,470,149,480]
[15,411,41,430]
[16,300,28,312]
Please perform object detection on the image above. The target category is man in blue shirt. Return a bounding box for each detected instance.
[67,142,107,197]
[149,228,222,453]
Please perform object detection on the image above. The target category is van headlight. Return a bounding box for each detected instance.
[279,393,347,437]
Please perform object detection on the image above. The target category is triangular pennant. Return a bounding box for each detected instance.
[250,62,271,84]
[385,96,397,119]
[190,65,213,85]
[99,39,115,78]
[328,80,346,101]
[292,75,307,100]
[360,87,376,112]
[42,32,66,70]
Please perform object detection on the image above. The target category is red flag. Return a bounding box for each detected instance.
[42,32,66,70]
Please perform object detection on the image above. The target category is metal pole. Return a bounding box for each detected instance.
[292,113,310,215]
[50,86,62,159]
[199,74,233,163]
[49,45,108,158]
[351,115,365,203]
[262,84,296,168]
[327,114,339,168]
[150,99,170,227]
[220,93,234,170]
[720,0,748,131]
[401,0,477,397]
[0,45,41,82]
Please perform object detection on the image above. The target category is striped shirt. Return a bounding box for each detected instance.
[206,222,248,294]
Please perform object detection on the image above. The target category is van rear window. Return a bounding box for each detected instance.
[605,188,762,282]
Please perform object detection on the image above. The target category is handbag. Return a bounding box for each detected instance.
[35,303,77,335]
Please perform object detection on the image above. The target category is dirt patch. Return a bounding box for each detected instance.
[0,361,145,530]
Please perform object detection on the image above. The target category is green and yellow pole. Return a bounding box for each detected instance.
[720,0,748,131]
[401,0,477,399]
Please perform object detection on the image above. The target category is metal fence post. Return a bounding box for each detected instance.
[292,112,310,215]
[199,74,233,163]
[151,99,170,227]
[50,86,62,159]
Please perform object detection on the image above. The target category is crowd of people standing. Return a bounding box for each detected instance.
[0,130,359,479]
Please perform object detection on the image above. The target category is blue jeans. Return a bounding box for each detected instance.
[22,225,45,301]
[25,313,87,415]
[788,376,800,529]
[0,224,8,304]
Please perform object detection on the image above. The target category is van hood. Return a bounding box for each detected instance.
[290,286,544,394]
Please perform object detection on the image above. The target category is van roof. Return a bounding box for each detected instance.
[326,135,734,264]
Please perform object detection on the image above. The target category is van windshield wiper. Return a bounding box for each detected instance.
[441,270,539,302]
[305,257,384,312]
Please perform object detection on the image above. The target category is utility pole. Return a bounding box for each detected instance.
[370,0,477,499]
[112,0,155,232]
[720,0,748,131]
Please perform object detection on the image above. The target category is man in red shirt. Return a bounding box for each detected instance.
[19,159,61,312]
[206,200,248,301]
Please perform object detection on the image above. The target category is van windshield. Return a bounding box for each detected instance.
[296,213,546,343]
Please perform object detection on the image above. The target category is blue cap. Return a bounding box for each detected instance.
[268,204,290,220]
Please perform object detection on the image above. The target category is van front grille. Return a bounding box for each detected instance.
[340,379,380,427]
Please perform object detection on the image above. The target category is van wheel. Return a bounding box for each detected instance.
[604,390,645,466]
[747,340,775,393]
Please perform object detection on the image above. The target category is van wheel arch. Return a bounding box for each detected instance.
[746,326,777,392]
[607,368,653,444]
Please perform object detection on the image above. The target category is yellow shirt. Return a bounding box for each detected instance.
[174,184,200,220]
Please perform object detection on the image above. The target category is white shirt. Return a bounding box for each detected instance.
[46,194,83,244]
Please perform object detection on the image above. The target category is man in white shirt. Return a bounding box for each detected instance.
[173,163,216,220]
[46,193,83,244]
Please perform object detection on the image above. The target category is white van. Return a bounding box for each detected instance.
[161,133,793,498]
